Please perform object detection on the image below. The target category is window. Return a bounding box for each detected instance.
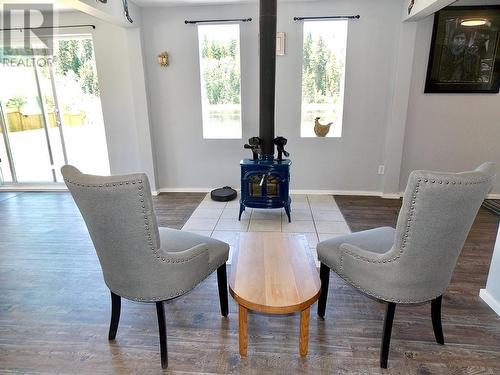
[0,35,109,183]
[300,21,347,138]
[198,24,242,139]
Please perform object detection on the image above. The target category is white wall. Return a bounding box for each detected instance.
[404,0,455,21]
[57,12,158,188]
[480,226,500,316]
[0,8,156,188]
[142,0,404,192]
[400,15,500,193]
[59,0,142,27]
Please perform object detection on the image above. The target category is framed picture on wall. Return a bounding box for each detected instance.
[425,6,500,93]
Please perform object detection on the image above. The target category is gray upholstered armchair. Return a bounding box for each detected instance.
[61,165,230,369]
[316,163,496,368]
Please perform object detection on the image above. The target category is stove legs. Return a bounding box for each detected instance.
[238,204,245,221]
[240,203,291,222]
[284,203,291,223]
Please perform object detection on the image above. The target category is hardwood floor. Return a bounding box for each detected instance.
[0,192,499,374]
[152,192,206,229]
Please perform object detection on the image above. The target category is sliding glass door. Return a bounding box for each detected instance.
[0,35,109,184]
[0,62,57,182]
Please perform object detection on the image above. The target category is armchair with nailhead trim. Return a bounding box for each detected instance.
[316,162,496,368]
[61,165,230,369]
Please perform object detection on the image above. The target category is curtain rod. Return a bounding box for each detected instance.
[294,15,360,21]
[0,24,96,32]
[185,18,252,25]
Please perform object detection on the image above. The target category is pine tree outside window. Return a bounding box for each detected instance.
[301,20,347,138]
[198,24,242,139]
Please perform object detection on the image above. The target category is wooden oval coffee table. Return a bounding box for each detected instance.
[229,232,321,357]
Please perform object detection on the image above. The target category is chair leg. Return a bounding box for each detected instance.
[380,302,396,369]
[217,263,229,317]
[431,295,445,345]
[108,291,121,340]
[317,263,330,319]
[156,301,168,369]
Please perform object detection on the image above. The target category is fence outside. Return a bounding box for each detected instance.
[5,111,86,132]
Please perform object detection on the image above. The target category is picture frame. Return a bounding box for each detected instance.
[425,5,500,93]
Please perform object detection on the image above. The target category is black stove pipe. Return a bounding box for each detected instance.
[259,0,277,158]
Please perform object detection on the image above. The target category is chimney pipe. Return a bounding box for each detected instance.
[259,0,277,158]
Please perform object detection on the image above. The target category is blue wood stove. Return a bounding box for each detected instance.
[239,158,291,222]
[239,0,292,222]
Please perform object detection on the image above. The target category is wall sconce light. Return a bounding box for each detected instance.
[157,52,169,67]
[276,32,285,56]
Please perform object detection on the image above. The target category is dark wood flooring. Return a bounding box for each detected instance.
[152,192,206,229]
[0,192,499,374]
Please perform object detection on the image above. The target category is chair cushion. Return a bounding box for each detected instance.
[317,227,395,272]
[159,227,229,270]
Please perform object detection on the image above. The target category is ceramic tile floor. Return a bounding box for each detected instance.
[181,193,352,265]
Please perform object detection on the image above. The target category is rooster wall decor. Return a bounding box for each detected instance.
[314,117,332,137]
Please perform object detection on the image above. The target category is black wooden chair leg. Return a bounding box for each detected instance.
[217,264,229,317]
[108,291,121,340]
[317,263,330,319]
[431,295,445,345]
[380,302,396,369]
[156,301,168,369]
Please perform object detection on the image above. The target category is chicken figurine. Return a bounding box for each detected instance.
[314,117,332,137]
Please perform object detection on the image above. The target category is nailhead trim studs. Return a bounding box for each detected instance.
[333,174,494,303]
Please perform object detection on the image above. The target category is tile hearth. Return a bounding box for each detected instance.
[181,194,351,265]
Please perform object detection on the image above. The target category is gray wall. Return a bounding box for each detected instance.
[142,0,403,192]
[400,16,500,193]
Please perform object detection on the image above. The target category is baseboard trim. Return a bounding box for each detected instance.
[479,289,500,316]
[379,193,499,199]
[0,184,67,192]
[380,193,402,199]
[157,188,212,193]
[0,184,162,196]
[3,185,496,199]
[156,188,500,198]
[157,188,404,198]
[157,188,388,196]
[291,189,383,197]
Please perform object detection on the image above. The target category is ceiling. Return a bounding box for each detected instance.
[131,0,500,7]
[0,1,74,13]
[454,0,500,4]
[131,0,319,7]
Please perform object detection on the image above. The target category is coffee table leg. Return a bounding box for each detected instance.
[238,304,248,356]
[299,307,310,356]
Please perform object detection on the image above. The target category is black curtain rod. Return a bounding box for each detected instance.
[294,15,360,21]
[0,24,96,32]
[185,18,252,25]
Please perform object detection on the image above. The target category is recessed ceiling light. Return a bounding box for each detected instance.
[461,19,488,27]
